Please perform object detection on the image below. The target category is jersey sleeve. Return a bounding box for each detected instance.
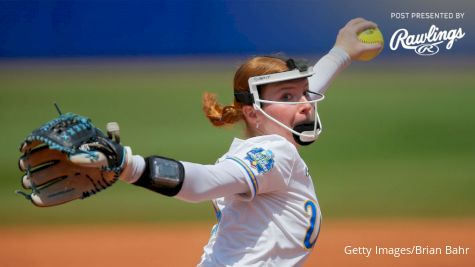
[175,160,251,203]
[308,46,351,96]
[224,136,297,200]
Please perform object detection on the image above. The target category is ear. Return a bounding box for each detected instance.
[241,105,258,124]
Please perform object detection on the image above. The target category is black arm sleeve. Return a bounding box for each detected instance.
[132,156,185,197]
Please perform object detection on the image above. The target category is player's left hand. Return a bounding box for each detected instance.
[17,113,131,207]
[334,17,382,60]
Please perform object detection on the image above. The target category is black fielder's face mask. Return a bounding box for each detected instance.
[234,57,325,146]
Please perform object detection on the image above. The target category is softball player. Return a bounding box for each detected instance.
[119,18,381,266]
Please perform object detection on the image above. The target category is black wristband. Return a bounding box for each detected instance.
[133,156,185,197]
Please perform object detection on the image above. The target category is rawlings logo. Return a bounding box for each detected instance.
[244,147,274,174]
[390,25,465,56]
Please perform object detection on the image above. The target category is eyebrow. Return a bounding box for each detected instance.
[274,84,309,92]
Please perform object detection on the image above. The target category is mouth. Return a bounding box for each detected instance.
[293,122,317,135]
[292,121,319,146]
[293,119,321,132]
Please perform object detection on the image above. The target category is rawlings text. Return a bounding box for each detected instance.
[390,25,465,56]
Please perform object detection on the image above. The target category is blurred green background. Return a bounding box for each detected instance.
[1,57,474,225]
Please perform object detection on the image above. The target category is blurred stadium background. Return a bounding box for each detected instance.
[1,0,474,226]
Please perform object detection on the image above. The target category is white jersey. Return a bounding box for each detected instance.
[198,134,322,267]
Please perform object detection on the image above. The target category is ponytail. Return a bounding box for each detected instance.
[202,92,242,126]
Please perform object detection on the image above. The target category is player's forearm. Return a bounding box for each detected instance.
[120,155,248,202]
[309,47,351,95]
[119,154,146,183]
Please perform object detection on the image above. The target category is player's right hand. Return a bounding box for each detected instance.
[334,17,382,61]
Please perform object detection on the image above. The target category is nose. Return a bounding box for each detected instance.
[298,95,313,115]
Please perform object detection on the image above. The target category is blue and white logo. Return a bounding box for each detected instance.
[245,147,275,174]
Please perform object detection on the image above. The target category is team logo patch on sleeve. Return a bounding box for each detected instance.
[244,147,275,174]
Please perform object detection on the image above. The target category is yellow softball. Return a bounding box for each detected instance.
[356,28,384,61]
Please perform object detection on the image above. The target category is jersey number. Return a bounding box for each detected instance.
[303,200,320,249]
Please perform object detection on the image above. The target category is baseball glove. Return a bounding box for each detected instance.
[17,112,127,207]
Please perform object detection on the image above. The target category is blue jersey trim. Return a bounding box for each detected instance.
[212,201,222,222]
[225,156,258,195]
[211,200,222,236]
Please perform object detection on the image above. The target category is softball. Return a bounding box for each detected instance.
[356,28,384,61]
